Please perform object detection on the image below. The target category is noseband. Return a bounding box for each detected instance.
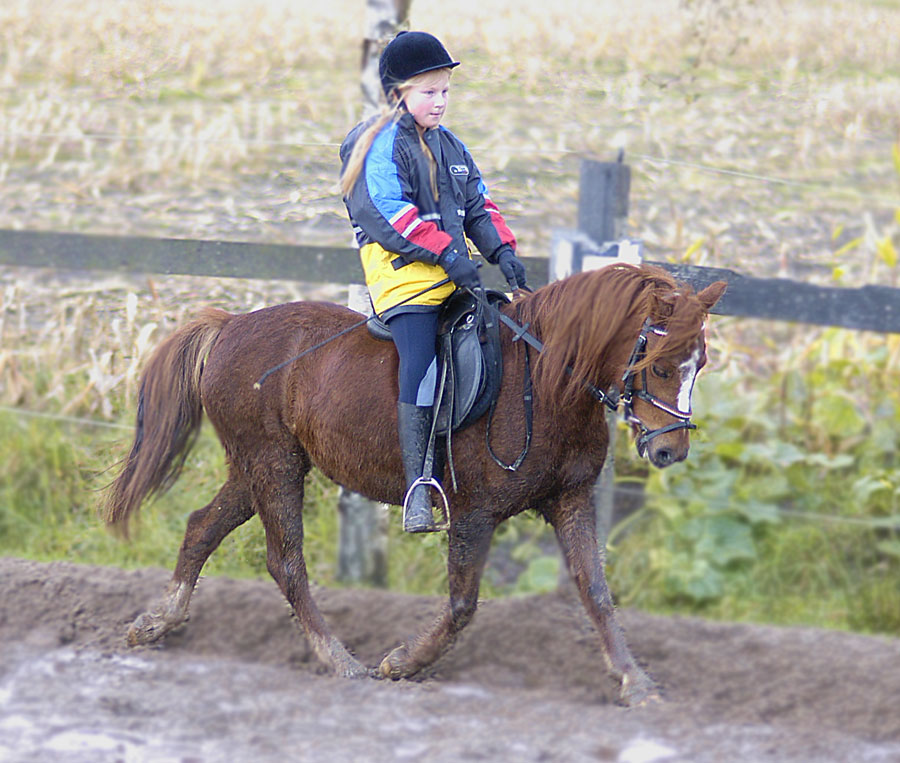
[620,319,697,453]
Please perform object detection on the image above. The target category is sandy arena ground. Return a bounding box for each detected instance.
[2,557,900,762]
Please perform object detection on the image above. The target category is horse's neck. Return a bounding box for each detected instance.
[519,298,641,388]
[499,301,633,427]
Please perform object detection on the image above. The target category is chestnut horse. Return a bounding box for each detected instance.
[104,263,725,706]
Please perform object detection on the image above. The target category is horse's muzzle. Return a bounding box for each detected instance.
[647,443,683,468]
[633,420,694,468]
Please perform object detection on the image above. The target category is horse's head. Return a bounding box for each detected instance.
[623,280,727,468]
[517,265,726,468]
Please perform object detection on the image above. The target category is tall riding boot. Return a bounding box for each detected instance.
[397,402,437,533]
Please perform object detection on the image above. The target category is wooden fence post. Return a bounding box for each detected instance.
[577,152,631,245]
[336,285,389,587]
[337,488,388,586]
[340,1,410,586]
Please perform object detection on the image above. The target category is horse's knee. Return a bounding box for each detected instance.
[587,577,616,606]
[265,558,286,587]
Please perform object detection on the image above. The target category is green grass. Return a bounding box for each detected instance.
[604,323,900,637]
[3,337,900,638]
[0,409,452,594]
[608,497,900,635]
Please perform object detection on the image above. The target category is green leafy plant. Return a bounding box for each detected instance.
[607,324,900,634]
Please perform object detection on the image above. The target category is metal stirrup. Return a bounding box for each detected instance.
[401,477,450,532]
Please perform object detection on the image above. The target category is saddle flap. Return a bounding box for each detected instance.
[433,289,508,435]
[443,317,485,432]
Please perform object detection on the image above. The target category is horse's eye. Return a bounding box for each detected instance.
[651,364,671,379]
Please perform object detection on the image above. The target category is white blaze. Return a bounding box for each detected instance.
[677,346,702,414]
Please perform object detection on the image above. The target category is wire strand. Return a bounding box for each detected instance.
[628,151,900,206]
[0,131,341,149]
[0,404,131,430]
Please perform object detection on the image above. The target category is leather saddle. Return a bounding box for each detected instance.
[367,289,509,434]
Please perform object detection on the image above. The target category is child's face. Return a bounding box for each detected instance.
[403,71,451,130]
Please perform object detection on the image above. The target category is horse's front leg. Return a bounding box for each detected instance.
[128,478,252,646]
[380,509,495,679]
[551,488,659,706]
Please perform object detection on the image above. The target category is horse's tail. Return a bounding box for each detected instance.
[103,307,232,535]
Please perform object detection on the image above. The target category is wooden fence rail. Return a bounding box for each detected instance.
[3,227,898,333]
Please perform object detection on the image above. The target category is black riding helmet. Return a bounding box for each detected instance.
[379,31,460,99]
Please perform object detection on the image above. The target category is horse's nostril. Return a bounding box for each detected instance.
[655,449,673,467]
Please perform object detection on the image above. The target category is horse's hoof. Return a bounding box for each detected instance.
[126,611,183,646]
[337,657,371,680]
[620,672,662,707]
[379,644,414,680]
[624,688,663,708]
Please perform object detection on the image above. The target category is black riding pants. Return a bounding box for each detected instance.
[387,311,439,406]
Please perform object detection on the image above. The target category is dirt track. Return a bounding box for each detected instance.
[2,557,900,762]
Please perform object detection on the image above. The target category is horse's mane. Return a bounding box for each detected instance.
[512,263,710,407]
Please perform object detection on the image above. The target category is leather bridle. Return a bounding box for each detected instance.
[620,319,697,455]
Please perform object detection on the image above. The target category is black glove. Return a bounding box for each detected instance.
[438,249,481,291]
[496,247,528,290]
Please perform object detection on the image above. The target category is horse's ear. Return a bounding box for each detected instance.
[697,281,727,311]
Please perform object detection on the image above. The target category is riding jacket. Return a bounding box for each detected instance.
[340,111,517,318]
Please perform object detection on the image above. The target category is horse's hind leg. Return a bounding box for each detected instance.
[128,476,252,646]
[381,509,495,679]
[550,488,658,706]
[254,457,369,679]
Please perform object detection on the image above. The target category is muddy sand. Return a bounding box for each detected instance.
[1,557,899,762]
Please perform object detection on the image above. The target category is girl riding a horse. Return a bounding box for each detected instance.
[339,31,528,533]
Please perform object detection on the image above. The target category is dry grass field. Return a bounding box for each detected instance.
[2,0,899,412]
[1,0,897,265]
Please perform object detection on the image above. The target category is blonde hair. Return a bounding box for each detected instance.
[340,68,452,198]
